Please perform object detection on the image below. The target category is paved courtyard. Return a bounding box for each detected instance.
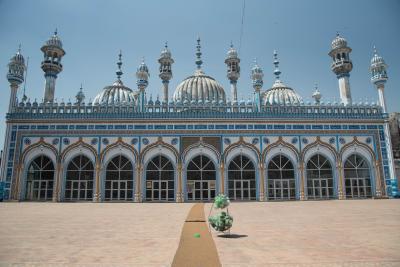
[0,200,399,266]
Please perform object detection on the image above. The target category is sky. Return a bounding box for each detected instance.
[0,0,399,149]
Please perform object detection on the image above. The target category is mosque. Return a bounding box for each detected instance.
[0,31,398,202]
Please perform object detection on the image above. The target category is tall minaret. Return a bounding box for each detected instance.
[251,58,263,112]
[225,43,240,103]
[370,46,397,197]
[158,42,174,104]
[7,46,25,112]
[370,47,388,112]
[328,33,353,105]
[41,30,65,103]
[136,58,150,112]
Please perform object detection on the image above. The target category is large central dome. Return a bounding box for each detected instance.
[172,38,226,104]
[173,70,226,104]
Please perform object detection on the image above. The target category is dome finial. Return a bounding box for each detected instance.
[273,50,281,81]
[373,45,378,56]
[195,37,203,70]
[54,28,58,36]
[18,44,21,54]
[116,50,123,80]
[165,41,168,49]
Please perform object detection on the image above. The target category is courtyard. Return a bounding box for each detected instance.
[0,200,399,266]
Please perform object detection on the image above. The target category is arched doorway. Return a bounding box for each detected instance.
[65,155,94,201]
[186,155,216,201]
[145,155,174,201]
[227,154,256,200]
[344,154,372,198]
[306,154,334,199]
[267,154,296,200]
[25,155,55,201]
[105,155,134,201]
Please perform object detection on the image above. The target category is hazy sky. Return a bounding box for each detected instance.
[0,0,399,148]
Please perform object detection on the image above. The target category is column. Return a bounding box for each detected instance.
[53,160,63,202]
[258,163,265,201]
[134,164,142,202]
[374,160,383,198]
[94,162,101,202]
[337,162,345,200]
[220,163,225,195]
[13,163,23,200]
[176,163,183,202]
[298,162,306,200]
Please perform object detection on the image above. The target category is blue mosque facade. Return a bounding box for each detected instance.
[0,32,398,202]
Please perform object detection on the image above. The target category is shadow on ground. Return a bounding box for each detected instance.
[217,234,248,238]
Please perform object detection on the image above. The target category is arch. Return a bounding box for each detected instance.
[186,154,217,201]
[64,154,95,201]
[264,139,300,200]
[60,142,97,201]
[144,154,175,201]
[343,153,373,198]
[305,154,335,199]
[302,140,339,199]
[20,142,58,200]
[182,142,221,201]
[266,154,296,200]
[24,155,55,201]
[101,141,138,168]
[227,154,257,200]
[104,154,134,201]
[340,139,376,198]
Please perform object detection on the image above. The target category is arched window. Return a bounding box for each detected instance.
[187,155,216,201]
[306,154,334,199]
[344,154,372,198]
[105,155,134,201]
[228,154,256,200]
[267,154,296,200]
[65,155,94,201]
[145,155,174,201]
[26,155,54,201]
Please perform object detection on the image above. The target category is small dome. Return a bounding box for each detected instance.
[173,71,226,104]
[11,49,25,64]
[160,43,172,59]
[93,80,137,105]
[263,81,302,105]
[46,30,63,48]
[371,47,386,66]
[226,44,238,59]
[331,33,347,49]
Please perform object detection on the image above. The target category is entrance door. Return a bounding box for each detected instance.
[187,180,216,201]
[310,178,329,199]
[269,179,295,200]
[230,180,252,200]
[148,180,173,201]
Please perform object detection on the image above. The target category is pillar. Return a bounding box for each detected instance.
[337,162,345,200]
[374,160,383,198]
[134,164,142,202]
[220,163,225,195]
[53,160,63,202]
[94,162,102,202]
[298,162,306,200]
[176,163,183,202]
[258,163,265,201]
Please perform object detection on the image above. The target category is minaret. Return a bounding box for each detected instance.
[251,58,263,111]
[41,30,65,103]
[136,58,150,112]
[158,42,174,104]
[370,46,397,197]
[312,83,322,104]
[329,33,353,105]
[75,84,85,105]
[370,46,388,112]
[225,42,240,103]
[6,45,25,112]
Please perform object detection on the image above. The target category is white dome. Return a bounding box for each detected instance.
[263,81,302,105]
[93,80,138,105]
[331,34,347,50]
[173,70,226,104]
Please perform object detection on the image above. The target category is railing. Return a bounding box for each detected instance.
[7,100,384,120]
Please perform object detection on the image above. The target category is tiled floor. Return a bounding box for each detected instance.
[0,200,399,266]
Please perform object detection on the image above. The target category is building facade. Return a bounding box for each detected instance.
[0,33,398,202]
